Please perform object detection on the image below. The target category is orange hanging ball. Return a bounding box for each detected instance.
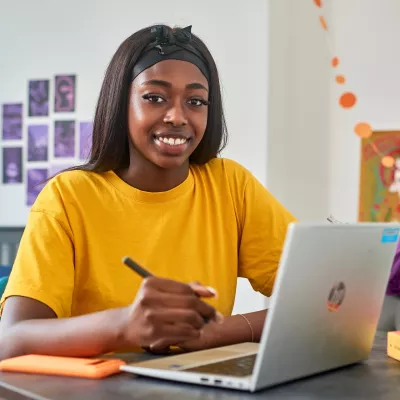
[335,75,346,84]
[354,122,372,138]
[313,0,322,7]
[339,92,357,108]
[331,57,339,67]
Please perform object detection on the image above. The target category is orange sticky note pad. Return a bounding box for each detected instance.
[0,354,126,379]
[387,331,400,362]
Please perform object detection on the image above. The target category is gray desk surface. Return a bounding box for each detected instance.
[0,331,399,400]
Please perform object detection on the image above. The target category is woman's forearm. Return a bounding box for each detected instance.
[0,307,128,360]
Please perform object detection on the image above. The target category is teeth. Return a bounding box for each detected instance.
[156,137,187,146]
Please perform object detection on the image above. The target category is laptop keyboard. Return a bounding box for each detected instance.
[184,354,257,377]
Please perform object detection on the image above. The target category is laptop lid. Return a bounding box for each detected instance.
[251,222,398,391]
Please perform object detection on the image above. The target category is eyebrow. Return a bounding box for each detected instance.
[141,79,208,92]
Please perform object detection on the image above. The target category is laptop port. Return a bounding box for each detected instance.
[200,378,209,382]
[214,379,222,384]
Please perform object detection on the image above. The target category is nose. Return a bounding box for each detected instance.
[163,100,188,127]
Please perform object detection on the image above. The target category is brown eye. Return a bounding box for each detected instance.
[142,94,165,103]
[187,98,209,107]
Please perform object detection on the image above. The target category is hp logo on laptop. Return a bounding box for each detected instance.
[327,281,346,312]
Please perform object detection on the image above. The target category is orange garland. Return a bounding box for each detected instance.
[313,0,394,168]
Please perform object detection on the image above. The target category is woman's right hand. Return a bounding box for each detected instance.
[119,277,222,352]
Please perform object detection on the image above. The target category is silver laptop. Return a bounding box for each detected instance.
[121,222,398,392]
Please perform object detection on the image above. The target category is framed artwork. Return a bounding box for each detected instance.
[2,104,22,140]
[28,80,49,116]
[54,75,76,112]
[28,125,49,161]
[2,147,23,184]
[358,130,400,222]
[54,120,75,158]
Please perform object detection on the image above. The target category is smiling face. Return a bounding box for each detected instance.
[127,59,209,170]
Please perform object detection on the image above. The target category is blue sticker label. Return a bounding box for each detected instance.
[381,228,400,243]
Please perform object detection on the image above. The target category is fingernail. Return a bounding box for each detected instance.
[206,286,218,297]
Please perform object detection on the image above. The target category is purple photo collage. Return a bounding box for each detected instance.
[2,73,94,205]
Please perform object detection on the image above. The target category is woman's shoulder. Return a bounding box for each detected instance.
[32,169,109,212]
[42,169,102,194]
[55,168,105,184]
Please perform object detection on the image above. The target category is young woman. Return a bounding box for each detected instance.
[0,25,296,359]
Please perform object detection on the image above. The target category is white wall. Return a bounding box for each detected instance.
[0,0,269,313]
[267,0,331,221]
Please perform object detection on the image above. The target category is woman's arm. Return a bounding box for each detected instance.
[0,278,219,360]
[0,297,128,360]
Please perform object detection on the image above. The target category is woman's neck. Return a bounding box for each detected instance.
[117,161,190,192]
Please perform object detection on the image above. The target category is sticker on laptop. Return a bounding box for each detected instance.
[327,281,346,312]
[381,228,400,243]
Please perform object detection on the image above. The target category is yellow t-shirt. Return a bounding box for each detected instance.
[1,158,295,318]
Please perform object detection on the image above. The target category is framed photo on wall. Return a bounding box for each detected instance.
[2,104,22,141]
[54,120,75,158]
[28,80,49,117]
[2,147,23,184]
[358,130,400,222]
[54,75,76,113]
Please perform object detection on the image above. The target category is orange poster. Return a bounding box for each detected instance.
[359,131,400,222]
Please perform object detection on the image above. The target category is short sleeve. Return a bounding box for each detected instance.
[238,174,296,297]
[0,185,75,318]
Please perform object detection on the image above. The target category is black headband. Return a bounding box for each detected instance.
[132,25,210,82]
